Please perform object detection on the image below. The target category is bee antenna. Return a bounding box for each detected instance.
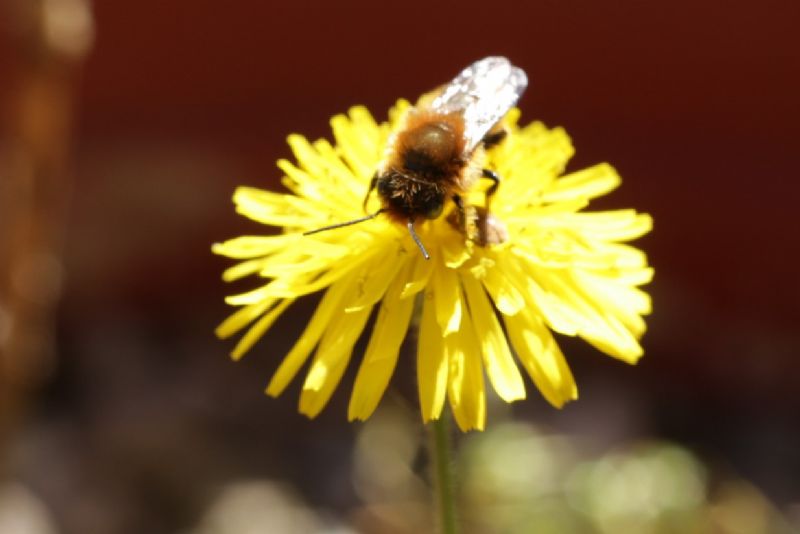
[407,220,430,260]
[304,209,385,236]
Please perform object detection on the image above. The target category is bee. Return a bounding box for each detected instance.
[305,56,528,259]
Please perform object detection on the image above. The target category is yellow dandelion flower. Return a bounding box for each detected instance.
[213,101,652,432]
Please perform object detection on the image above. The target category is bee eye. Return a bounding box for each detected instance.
[425,201,443,219]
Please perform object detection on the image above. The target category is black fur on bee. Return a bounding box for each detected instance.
[376,169,447,220]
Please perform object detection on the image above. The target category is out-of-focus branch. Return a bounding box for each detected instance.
[0,0,93,452]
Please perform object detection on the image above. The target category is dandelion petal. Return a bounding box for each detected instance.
[446,312,486,432]
[433,264,461,336]
[348,269,415,421]
[230,299,292,360]
[266,276,351,397]
[418,289,448,423]
[462,275,525,403]
[505,309,578,408]
[299,302,373,418]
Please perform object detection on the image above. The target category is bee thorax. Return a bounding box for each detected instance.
[402,123,458,173]
[392,112,467,183]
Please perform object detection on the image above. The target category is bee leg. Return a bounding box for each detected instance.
[363,173,378,213]
[452,194,480,242]
[481,169,501,210]
[452,194,465,226]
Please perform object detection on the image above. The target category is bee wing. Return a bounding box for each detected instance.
[429,56,528,153]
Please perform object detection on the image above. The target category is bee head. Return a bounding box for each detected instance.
[376,171,444,220]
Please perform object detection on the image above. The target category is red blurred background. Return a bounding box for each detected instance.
[1,1,799,532]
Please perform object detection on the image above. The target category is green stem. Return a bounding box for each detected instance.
[430,414,458,534]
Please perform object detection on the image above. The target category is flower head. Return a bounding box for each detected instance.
[213,101,652,431]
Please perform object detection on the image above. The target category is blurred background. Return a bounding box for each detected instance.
[1,1,799,532]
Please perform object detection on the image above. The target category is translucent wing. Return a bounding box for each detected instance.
[429,56,528,153]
